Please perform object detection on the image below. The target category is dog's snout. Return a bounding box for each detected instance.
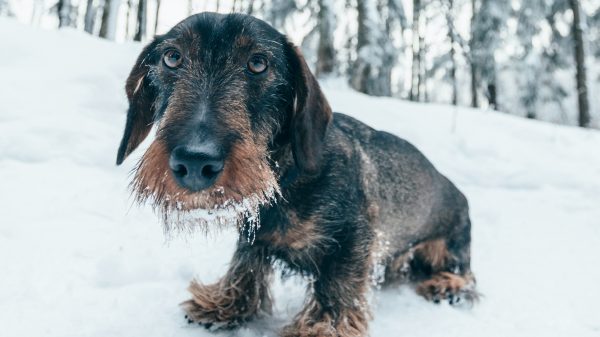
[169,144,224,192]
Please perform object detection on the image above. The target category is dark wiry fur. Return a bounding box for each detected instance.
[116,12,478,337]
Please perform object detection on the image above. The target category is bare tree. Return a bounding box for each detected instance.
[125,0,134,38]
[100,0,111,39]
[134,0,148,41]
[154,0,161,33]
[350,0,393,96]
[410,0,423,101]
[471,0,508,110]
[99,0,120,39]
[469,0,478,108]
[247,0,255,15]
[446,0,458,106]
[84,0,96,34]
[316,0,336,76]
[57,0,77,28]
[418,8,426,101]
[591,8,600,57]
[569,0,590,127]
[388,0,408,32]
[263,0,296,30]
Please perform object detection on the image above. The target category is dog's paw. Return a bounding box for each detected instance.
[280,322,337,337]
[281,311,367,337]
[181,299,241,331]
[416,272,479,306]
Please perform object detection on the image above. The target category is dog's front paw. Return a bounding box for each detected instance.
[180,279,267,331]
[280,309,367,337]
[280,321,337,337]
[181,299,241,331]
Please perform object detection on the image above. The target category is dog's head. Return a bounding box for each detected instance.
[116,13,331,231]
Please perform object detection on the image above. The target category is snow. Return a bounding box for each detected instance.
[1,18,600,337]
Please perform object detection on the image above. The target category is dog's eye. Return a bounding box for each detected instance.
[247,55,268,74]
[163,50,183,69]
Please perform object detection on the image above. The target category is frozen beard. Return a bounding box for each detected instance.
[131,140,280,240]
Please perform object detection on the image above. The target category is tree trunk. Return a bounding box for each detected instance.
[354,0,370,93]
[154,0,161,34]
[350,0,392,96]
[469,0,478,108]
[84,0,96,34]
[316,0,336,77]
[99,0,115,39]
[410,0,422,101]
[125,0,133,38]
[134,0,147,41]
[569,0,590,127]
[447,0,458,106]
[418,10,426,101]
[100,0,112,39]
[450,34,457,105]
[470,59,478,107]
[351,0,373,94]
[246,0,255,15]
[57,0,74,28]
[57,0,65,27]
[487,83,497,110]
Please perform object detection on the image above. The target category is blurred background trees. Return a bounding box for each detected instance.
[1,0,598,128]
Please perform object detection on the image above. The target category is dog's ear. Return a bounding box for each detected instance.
[116,40,160,165]
[286,42,333,175]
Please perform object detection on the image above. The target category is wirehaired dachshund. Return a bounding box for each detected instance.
[116,12,477,337]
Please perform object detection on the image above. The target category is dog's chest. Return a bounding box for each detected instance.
[255,208,324,273]
[258,209,320,248]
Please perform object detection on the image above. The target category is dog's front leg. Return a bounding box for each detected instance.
[282,251,371,337]
[181,244,272,330]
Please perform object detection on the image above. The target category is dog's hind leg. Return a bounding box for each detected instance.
[416,270,477,305]
[415,214,478,306]
[181,244,272,330]
[385,215,478,306]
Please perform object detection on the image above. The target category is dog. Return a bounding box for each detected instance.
[116,12,477,337]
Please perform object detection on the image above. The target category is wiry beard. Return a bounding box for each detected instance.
[131,139,280,239]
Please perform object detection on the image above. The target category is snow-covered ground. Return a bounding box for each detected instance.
[1,18,600,337]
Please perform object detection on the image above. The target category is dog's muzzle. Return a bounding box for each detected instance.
[169,143,224,192]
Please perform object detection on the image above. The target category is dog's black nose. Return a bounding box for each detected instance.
[169,144,224,192]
